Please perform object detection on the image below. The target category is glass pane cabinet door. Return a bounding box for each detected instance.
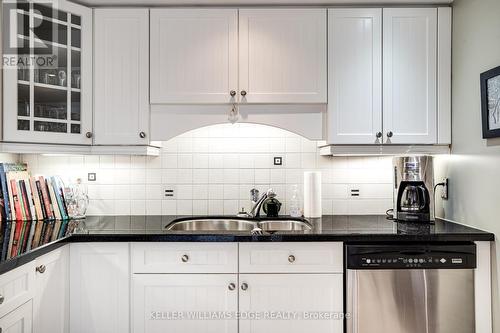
[2,0,92,144]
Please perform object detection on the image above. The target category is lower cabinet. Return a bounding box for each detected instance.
[0,300,33,333]
[132,274,238,333]
[33,247,69,333]
[70,243,130,333]
[239,274,343,333]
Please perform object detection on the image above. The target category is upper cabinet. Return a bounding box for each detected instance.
[93,8,150,145]
[383,8,437,144]
[150,9,238,104]
[327,8,382,144]
[327,7,451,146]
[238,9,327,104]
[150,8,327,105]
[3,0,92,145]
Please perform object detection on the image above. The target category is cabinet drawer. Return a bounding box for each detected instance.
[131,243,238,273]
[0,262,35,318]
[239,242,343,273]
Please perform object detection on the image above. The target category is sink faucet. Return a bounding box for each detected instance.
[246,188,275,218]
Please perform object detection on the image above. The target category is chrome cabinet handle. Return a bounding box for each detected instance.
[288,255,296,263]
[230,90,236,97]
[241,283,248,291]
[0,294,4,304]
[228,283,236,291]
[387,131,394,138]
[85,132,92,138]
[181,254,189,263]
[240,90,247,97]
[376,132,382,138]
[36,265,46,274]
[139,132,146,138]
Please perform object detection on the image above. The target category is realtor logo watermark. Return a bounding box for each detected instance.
[2,0,58,69]
[149,311,350,321]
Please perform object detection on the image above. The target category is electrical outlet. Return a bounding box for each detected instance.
[163,185,175,199]
[441,178,449,200]
[88,173,96,182]
[350,188,360,197]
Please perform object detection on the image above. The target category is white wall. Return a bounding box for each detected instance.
[22,123,393,216]
[435,0,500,330]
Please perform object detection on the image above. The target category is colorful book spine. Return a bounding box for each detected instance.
[47,179,62,220]
[38,177,54,220]
[29,178,43,220]
[20,181,31,221]
[0,165,11,221]
[51,177,67,220]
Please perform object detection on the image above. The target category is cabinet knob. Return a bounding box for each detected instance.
[139,132,146,138]
[0,294,4,304]
[288,255,296,263]
[85,132,92,138]
[230,90,236,97]
[240,90,247,97]
[36,265,46,274]
[228,283,236,291]
[241,283,248,291]
[376,132,382,139]
[181,254,189,263]
[387,131,394,138]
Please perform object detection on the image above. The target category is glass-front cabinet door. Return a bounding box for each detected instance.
[2,0,92,145]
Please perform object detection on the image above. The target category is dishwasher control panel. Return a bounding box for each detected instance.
[346,243,476,269]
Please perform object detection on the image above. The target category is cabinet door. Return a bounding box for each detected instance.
[70,243,129,333]
[328,9,382,144]
[3,0,92,144]
[150,9,238,104]
[0,300,33,333]
[132,274,238,333]
[383,8,437,144]
[239,274,343,333]
[94,9,149,145]
[33,246,69,333]
[239,9,327,104]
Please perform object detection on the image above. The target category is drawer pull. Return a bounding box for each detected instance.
[181,254,189,263]
[36,265,46,274]
[0,294,4,304]
[228,283,236,291]
[241,283,248,291]
[288,255,296,263]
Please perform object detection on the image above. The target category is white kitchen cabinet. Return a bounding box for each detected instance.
[327,9,382,144]
[131,242,238,274]
[0,262,35,319]
[93,8,150,145]
[239,242,343,274]
[239,9,327,104]
[239,274,343,333]
[0,300,33,333]
[132,274,238,333]
[383,8,437,144]
[3,0,92,144]
[150,9,238,104]
[70,243,129,333]
[33,247,69,333]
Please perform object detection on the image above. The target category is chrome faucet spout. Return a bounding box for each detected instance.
[247,188,275,218]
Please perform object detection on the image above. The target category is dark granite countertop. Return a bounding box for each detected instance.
[0,215,494,275]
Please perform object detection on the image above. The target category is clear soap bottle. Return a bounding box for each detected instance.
[289,185,302,218]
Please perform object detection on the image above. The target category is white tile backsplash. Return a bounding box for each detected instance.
[21,123,393,216]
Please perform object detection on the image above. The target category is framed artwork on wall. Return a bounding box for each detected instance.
[481,65,500,138]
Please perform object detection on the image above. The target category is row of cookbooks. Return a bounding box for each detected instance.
[0,163,76,261]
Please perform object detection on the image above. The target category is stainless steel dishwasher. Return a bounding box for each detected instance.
[346,243,476,333]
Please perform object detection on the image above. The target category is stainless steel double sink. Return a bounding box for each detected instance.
[165,217,312,233]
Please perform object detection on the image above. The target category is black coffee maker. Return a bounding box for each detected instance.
[393,156,434,222]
